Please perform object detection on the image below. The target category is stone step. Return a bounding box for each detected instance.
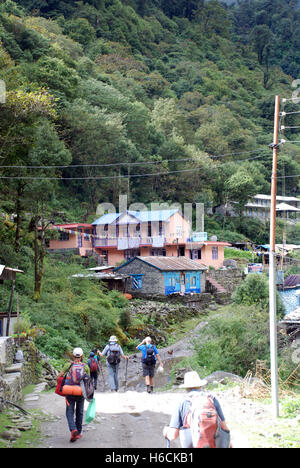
[5,363,23,374]
[206,276,227,293]
[2,372,22,385]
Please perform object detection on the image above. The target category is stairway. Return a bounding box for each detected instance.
[206,275,227,294]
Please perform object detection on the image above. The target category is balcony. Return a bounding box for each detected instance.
[93,236,166,249]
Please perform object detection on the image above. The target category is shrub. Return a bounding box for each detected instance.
[194,305,270,376]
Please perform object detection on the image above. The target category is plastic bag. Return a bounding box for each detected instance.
[85,398,96,424]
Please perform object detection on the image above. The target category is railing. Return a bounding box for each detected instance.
[93,236,166,249]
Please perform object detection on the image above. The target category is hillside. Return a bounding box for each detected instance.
[0,0,300,362]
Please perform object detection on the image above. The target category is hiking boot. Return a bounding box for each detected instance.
[70,430,79,442]
[147,385,151,393]
[75,433,82,441]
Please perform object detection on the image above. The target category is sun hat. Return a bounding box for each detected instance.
[109,335,118,342]
[179,371,207,389]
[73,347,83,358]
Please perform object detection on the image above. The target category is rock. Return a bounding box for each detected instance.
[205,371,243,385]
[0,429,21,441]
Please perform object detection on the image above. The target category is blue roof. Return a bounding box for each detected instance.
[92,213,119,225]
[92,209,179,225]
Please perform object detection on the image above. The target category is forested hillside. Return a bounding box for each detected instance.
[0,0,300,357]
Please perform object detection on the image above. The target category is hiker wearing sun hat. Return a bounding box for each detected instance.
[163,371,231,448]
[99,336,128,392]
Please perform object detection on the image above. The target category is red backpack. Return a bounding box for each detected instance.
[183,394,221,448]
[90,357,99,373]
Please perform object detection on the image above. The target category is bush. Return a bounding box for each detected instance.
[194,305,270,377]
[232,273,284,316]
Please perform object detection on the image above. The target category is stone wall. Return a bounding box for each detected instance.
[0,337,57,412]
[208,268,245,295]
[118,259,165,295]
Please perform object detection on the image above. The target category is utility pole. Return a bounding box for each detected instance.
[269,95,280,418]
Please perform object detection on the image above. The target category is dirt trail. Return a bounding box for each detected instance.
[22,319,294,449]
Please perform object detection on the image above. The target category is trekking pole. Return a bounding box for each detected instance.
[98,359,106,390]
[165,438,170,449]
[124,358,129,390]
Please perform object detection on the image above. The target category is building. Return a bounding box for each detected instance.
[48,223,94,257]
[114,256,207,296]
[92,209,230,268]
[244,194,300,222]
[0,265,24,336]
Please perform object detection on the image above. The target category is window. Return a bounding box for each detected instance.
[59,231,69,241]
[212,247,218,260]
[104,224,108,232]
[132,275,143,290]
[148,221,152,237]
[124,249,140,260]
[159,221,163,236]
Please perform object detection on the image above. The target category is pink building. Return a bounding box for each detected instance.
[92,210,230,269]
[48,223,94,257]
[47,211,230,269]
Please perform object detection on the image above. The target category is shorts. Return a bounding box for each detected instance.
[142,361,155,378]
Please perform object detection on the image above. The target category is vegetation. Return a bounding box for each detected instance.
[0,0,300,366]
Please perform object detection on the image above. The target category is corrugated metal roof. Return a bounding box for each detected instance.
[92,210,179,225]
[283,275,300,289]
[135,256,207,271]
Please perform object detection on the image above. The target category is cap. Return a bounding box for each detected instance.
[73,347,83,358]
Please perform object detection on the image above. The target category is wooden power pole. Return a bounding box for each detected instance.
[269,95,280,418]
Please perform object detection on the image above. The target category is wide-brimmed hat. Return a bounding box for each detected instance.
[179,371,207,389]
[109,335,118,342]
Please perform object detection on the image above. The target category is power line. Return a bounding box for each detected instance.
[0,153,272,181]
[0,149,269,170]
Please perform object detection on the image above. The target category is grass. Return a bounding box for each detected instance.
[0,407,42,448]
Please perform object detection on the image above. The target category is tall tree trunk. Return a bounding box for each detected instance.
[33,216,45,302]
[15,182,24,253]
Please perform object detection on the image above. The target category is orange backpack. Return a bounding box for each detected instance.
[183,394,221,448]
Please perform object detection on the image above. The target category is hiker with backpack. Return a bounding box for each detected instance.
[163,371,231,448]
[136,336,163,394]
[99,336,128,392]
[87,352,100,390]
[57,347,90,443]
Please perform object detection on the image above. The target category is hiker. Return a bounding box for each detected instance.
[99,336,128,392]
[57,347,90,443]
[136,336,163,394]
[87,351,100,390]
[163,371,231,448]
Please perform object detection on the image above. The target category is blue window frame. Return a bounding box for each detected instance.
[131,274,143,290]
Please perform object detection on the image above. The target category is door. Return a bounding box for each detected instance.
[180,272,185,294]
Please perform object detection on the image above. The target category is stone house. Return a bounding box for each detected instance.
[114,256,207,296]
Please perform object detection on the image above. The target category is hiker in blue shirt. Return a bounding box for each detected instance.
[136,336,163,393]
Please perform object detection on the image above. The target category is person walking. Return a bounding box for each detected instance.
[99,336,128,392]
[163,371,231,448]
[57,347,90,443]
[87,351,100,390]
[136,336,163,394]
